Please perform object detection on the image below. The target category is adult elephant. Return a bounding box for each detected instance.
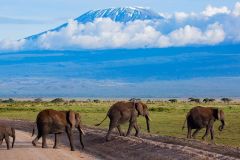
[0,125,15,150]
[182,106,225,143]
[95,101,150,141]
[32,109,84,151]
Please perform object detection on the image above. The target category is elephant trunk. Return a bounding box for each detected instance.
[78,126,84,149]
[218,119,225,132]
[11,128,15,148]
[145,115,150,133]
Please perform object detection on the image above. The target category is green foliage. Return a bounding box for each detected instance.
[2,98,15,103]
[168,99,177,103]
[221,98,232,103]
[188,97,200,103]
[34,98,43,102]
[51,98,65,103]
[93,99,101,103]
[203,98,215,103]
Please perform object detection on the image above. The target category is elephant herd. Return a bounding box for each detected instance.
[0,101,225,151]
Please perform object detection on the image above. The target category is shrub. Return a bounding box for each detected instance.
[2,98,15,103]
[188,97,200,103]
[129,98,141,102]
[69,99,76,103]
[169,99,177,103]
[93,99,101,103]
[203,98,215,103]
[221,98,232,103]
[51,98,65,103]
[34,98,43,102]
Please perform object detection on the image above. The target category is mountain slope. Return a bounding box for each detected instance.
[26,7,163,40]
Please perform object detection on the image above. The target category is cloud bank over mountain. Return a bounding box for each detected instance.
[1,2,240,51]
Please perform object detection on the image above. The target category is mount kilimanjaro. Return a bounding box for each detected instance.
[26,7,163,40]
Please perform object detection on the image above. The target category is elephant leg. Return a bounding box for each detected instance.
[187,126,192,138]
[192,129,201,139]
[134,123,140,137]
[5,136,10,150]
[117,125,124,136]
[0,139,3,145]
[66,128,75,151]
[210,126,215,143]
[32,134,41,146]
[42,134,48,148]
[106,119,118,141]
[53,133,61,149]
[202,126,210,140]
[126,121,135,136]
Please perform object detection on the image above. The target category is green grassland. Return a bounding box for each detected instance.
[0,100,240,147]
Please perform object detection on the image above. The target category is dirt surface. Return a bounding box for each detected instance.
[0,130,94,160]
[0,119,240,160]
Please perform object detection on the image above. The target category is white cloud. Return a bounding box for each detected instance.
[168,23,225,46]
[32,18,225,49]
[202,5,230,17]
[0,39,25,51]
[1,2,240,51]
[233,2,240,16]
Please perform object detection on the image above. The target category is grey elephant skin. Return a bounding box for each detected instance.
[32,109,84,151]
[182,106,225,142]
[96,101,150,141]
[0,125,15,150]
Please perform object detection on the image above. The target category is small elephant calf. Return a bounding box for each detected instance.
[0,125,15,150]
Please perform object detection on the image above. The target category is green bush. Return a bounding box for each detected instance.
[169,99,177,103]
[51,98,65,103]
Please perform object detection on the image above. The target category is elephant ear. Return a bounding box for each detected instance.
[67,111,76,128]
[135,102,144,116]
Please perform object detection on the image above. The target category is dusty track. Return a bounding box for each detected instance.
[0,119,240,160]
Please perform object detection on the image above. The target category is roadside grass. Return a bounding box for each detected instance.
[0,101,239,147]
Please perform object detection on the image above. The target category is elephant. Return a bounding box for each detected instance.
[95,101,150,141]
[0,125,15,150]
[32,109,84,151]
[182,106,225,143]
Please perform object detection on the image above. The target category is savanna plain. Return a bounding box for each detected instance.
[0,99,239,147]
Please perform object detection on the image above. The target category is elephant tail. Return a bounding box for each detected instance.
[95,115,108,126]
[182,112,190,131]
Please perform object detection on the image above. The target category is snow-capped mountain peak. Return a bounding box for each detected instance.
[76,7,163,23]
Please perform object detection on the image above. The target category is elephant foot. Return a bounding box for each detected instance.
[135,133,140,137]
[42,145,48,148]
[71,148,75,151]
[32,141,37,147]
[210,140,215,145]
[120,133,125,136]
[53,146,60,149]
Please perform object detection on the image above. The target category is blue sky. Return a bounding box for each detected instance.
[0,0,239,40]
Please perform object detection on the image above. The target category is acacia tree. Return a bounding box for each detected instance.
[169,99,177,103]
[221,98,232,103]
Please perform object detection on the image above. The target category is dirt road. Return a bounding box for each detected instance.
[0,129,95,160]
[0,119,240,160]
